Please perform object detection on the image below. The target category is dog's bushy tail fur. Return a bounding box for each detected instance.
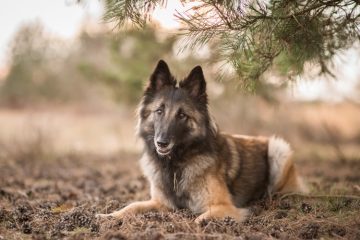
[268,136,308,194]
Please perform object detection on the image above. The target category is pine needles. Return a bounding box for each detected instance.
[103,0,360,91]
[103,0,167,28]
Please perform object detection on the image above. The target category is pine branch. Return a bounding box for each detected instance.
[103,0,167,28]
[101,0,360,91]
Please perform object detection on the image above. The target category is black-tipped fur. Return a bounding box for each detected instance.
[98,60,305,222]
[145,60,176,95]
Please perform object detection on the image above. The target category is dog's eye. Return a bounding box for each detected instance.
[178,112,187,119]
[155,109,163,115]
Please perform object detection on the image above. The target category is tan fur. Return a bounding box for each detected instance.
[225,137,241,180]
[96,200,169,218]
[97,134,306,222]
[195,174,248,223]
[97,62,306,223]
[275,158,308,193]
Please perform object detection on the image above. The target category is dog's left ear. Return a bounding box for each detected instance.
[180,66,207,102]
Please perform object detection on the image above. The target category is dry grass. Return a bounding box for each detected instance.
[0,147,359,240]
[0,100,359,239]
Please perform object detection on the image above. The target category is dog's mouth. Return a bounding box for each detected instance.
[155,143,174,156]
[156,148,171,156]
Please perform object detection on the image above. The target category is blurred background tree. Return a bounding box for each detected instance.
[0,22,65,107]
[103,0,360,92]
[0,21,216,107]
[0,22,97,108]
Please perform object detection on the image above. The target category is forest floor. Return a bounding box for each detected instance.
[0,146,359,240]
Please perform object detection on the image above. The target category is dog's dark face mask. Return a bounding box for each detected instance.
[139,60,209,157]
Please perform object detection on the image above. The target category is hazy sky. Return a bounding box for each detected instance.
[0,0,102,66]
[289,48,360,102]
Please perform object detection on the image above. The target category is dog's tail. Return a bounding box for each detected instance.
[267,136,308,194]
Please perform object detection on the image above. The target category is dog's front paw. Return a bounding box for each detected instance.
[195,214,210,225]
[195,207,249,224]
[96,209,129,219]
[95,213,114,219]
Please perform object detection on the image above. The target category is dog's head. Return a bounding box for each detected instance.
[138,60,215,157]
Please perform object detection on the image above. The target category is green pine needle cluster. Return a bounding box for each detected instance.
[103,0,166,27]
[103,0,360,92]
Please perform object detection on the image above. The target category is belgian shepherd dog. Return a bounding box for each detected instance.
[98,60,306,223]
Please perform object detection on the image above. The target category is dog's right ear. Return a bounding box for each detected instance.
[146,60,175,94]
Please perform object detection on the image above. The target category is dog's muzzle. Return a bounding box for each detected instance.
[154,139,174,156]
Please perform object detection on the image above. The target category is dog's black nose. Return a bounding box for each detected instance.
[156,140,169,148]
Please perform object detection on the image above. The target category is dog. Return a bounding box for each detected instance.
[97,60,307,223]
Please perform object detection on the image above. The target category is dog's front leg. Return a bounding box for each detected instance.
[194,174,249,223]
[97,199,169,219]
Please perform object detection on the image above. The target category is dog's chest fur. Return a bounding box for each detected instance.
[140,153,215,213]
[160,164,190,209]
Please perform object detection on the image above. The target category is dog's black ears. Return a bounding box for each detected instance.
[180,65,207,102]
[147,60,175,93]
